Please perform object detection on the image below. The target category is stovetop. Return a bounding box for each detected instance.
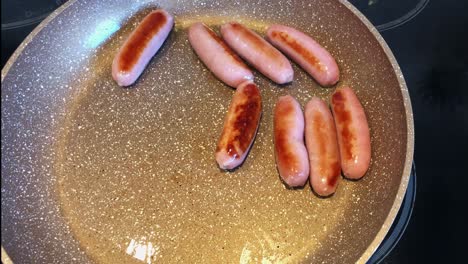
[375,0,467,262]
[2,0,467,263]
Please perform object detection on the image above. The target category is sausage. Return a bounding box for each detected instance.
[274,95,309,187]
[188,22,254,88]
[112,9,174,86]
[215,81,262,170]
[304,97,341,196]
[220,22,294,84]
[266,24,339,87]
[331,86,371,179]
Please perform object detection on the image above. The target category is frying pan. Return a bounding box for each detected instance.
[1,0,414,263]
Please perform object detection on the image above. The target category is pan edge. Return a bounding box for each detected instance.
[1,1,79,262]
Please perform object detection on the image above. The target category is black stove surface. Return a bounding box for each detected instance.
[376,0,468,262]
[2,0,467,263]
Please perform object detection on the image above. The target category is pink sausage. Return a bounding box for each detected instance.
[305,97,341,196]
[331,86,371,179]
[266,24,339,87]
[215,81,262,170]
[274,95,309,187]
[188,22,254,88]
[112,9,174,86]
[220,22,294,84]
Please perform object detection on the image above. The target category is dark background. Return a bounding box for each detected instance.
[380,0,468,262]
[2,0,467,263]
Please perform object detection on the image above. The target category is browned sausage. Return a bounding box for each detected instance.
[274,95,309,187]
[215,81,262,170]
[331,86,371,179]
[305,97,341,196]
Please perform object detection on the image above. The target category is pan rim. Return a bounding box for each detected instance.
[1,1,80,262]
[1,0,414,263]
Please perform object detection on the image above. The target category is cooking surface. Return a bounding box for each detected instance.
[2,1,412,263]
[3,0,466,263]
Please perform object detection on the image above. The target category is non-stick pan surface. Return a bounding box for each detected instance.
[1,0,414,263]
